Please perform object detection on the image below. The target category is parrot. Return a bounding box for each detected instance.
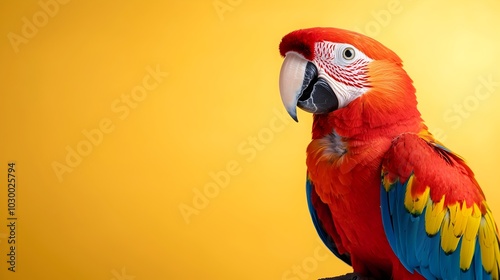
[278,27,500,280]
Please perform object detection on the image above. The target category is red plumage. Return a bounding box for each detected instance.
[383,133,486,210]
[279,27,499,279]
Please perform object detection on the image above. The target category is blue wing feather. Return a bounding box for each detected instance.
[476,238,485,280]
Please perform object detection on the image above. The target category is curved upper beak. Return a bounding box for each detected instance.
[279,52,338,122]
[279,52,306,122]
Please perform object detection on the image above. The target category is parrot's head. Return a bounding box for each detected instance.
[279,27,418,128]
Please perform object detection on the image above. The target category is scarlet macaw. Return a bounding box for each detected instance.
[278,27,500,279]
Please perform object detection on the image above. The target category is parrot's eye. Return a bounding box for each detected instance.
[342,47,355,60]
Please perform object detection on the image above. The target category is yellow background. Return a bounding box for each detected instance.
[1,1,500,279]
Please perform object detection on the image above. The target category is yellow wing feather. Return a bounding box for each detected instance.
[424,195,446,236]
[479,206,500,278]
[403,176,430,215]
[460,203,481,270]
[441,203,461,254]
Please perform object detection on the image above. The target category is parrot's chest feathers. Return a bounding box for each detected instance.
[308,129,386,193]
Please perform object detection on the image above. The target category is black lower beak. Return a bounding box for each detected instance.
[297,62,338,114]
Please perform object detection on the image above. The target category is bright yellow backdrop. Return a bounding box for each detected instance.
[1,1,500,279]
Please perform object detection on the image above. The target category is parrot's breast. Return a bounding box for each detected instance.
[306,131,400,277]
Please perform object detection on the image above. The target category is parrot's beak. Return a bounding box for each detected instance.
[279,52,339,122]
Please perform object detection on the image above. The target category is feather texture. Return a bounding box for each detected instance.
[381,133,500,279]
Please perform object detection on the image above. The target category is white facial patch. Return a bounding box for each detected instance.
[314,42,372,109]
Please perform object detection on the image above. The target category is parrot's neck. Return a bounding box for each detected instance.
[311,94,425,141]
[310,61,429,141]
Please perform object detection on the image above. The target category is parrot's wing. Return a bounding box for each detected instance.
[307,175,351,266]
[380,133,500,279]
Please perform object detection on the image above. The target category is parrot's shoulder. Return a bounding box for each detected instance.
[381,131,484,205]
